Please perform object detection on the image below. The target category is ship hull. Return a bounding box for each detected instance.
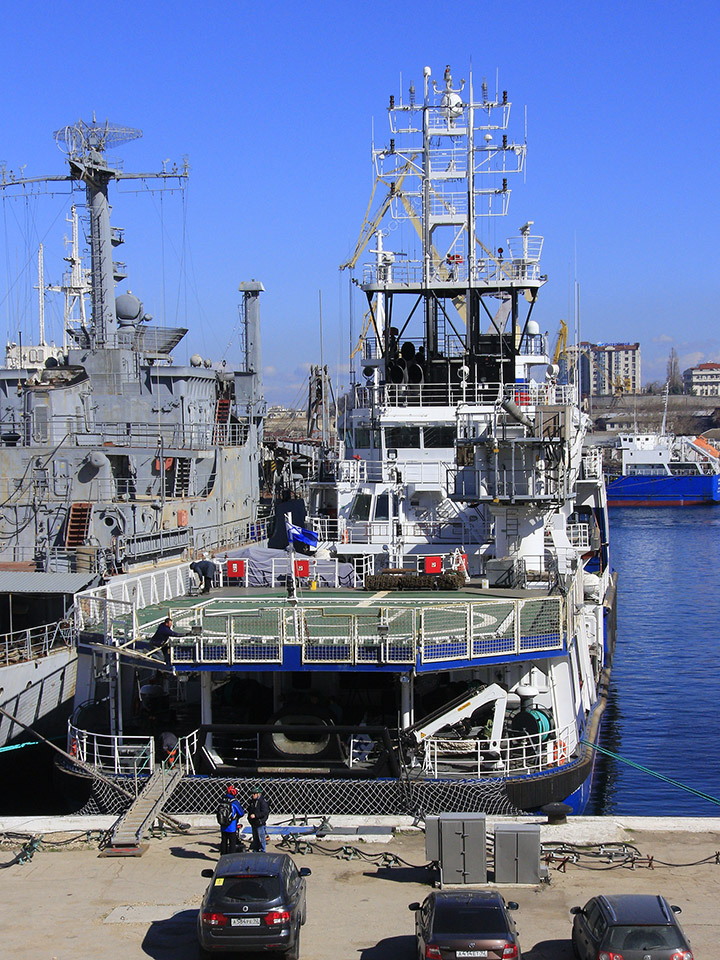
[0,647,77,748]
[606,473,720,506]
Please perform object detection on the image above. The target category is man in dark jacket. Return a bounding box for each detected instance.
[219,785,245,855]
[150,617,185,664]
[247,786,269,851]
[190,559,217,594]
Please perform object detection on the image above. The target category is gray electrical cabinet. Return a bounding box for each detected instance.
[425,813,487,886]
[494,822,542,884]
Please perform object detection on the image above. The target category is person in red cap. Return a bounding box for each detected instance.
[216,785,245,855]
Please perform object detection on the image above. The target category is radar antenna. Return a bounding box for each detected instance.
[53,118,142,159]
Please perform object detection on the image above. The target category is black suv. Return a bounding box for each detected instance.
[570,894,693,959]
[197,852,311,959]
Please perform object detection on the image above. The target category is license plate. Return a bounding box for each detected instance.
[456,952,487,958]
[231,917,260,927]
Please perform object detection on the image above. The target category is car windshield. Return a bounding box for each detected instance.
[606,925,684,951]
[210,875,282,903]
[433,904,509,937]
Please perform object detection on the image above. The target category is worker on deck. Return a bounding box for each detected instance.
[190,558,218,594]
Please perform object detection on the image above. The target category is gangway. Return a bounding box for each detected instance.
[103,765,184,856]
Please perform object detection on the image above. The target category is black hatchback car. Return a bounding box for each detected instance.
[197,851,311,959]
[409,890,521,960]
[570,894,693,960]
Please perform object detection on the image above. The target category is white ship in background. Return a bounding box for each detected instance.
[0,120,267,747]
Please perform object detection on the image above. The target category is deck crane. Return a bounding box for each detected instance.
[553,320,568,365]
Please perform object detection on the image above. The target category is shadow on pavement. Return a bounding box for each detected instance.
[363,866,434,885]
[141,909,199,958]
[359,934,416,959]
[168,845,216,861]
[524,938,575,959]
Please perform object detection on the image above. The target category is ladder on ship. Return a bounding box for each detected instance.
[172,457,192,497]
[65,502,92,547]
[105,766,183,855]
[213,396,231,444]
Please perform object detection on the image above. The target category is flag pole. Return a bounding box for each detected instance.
[285,512,298,605]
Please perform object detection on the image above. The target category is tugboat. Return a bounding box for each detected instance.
[0,120,267,748]
[62,68,616,821]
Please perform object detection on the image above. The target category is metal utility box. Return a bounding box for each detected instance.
[494,822,543,884]
[425,813,487,886]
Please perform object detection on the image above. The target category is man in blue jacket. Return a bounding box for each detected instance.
[218,785,245,855]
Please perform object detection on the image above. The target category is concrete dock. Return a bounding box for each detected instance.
[0,816,717,959]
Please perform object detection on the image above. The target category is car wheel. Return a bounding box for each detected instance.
[285,921,301,960]
[198,946,211,960]
[571,931,581,959]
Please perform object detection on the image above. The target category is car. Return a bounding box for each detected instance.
[408,889,521,960]
[570,893,693,960]
[197,851,311,959]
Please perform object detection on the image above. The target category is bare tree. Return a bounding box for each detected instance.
[666,348,683,394]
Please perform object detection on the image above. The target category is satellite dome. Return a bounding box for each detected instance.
[190,354,203,367]
[115,292,143,322]
[526,320,540,336]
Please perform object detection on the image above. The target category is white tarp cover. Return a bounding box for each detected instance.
[218,544,356,588]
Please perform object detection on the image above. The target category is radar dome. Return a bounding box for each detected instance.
[115,293,143,322]
[190,354,203,367]
[526,320,540,336]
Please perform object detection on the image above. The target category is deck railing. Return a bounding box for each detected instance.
[67,723,198,778]
[353,381,577,411]
[0,619,74,667]
[166,594,565,668]
[420,720,577,778]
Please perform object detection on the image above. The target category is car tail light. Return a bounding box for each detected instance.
[425,945,442,960]
[502,944,518,959]
[598,952,623,960]
[264,910,291,926]
[201,912,228,927]
[670,952,694,960]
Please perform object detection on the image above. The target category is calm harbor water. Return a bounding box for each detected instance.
[590,506,720,816]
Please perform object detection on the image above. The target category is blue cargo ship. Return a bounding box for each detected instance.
[606,434,720,506]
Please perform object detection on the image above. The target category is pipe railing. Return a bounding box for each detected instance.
[420,719,577,779]
[0,619,73,667]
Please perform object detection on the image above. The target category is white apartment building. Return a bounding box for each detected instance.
[563,341,641,397]
[683,361,720,396]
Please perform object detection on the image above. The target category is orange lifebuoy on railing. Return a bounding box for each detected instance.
[552,738,568,765]
[69,738,78,758]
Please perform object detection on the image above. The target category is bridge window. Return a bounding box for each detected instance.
[349,493,372,522]
[384,426,420,448]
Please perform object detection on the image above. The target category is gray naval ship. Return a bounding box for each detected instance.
[0,119,267,748]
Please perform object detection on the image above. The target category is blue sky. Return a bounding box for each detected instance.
[1,0,718,405]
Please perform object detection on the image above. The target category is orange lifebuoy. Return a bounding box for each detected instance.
[70,738,78,758]
[552,739,568,765]
[342,530,349,544]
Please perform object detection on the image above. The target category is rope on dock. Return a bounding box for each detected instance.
[581,738,720,807]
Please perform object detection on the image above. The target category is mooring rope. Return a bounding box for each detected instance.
[581,738,720,807]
